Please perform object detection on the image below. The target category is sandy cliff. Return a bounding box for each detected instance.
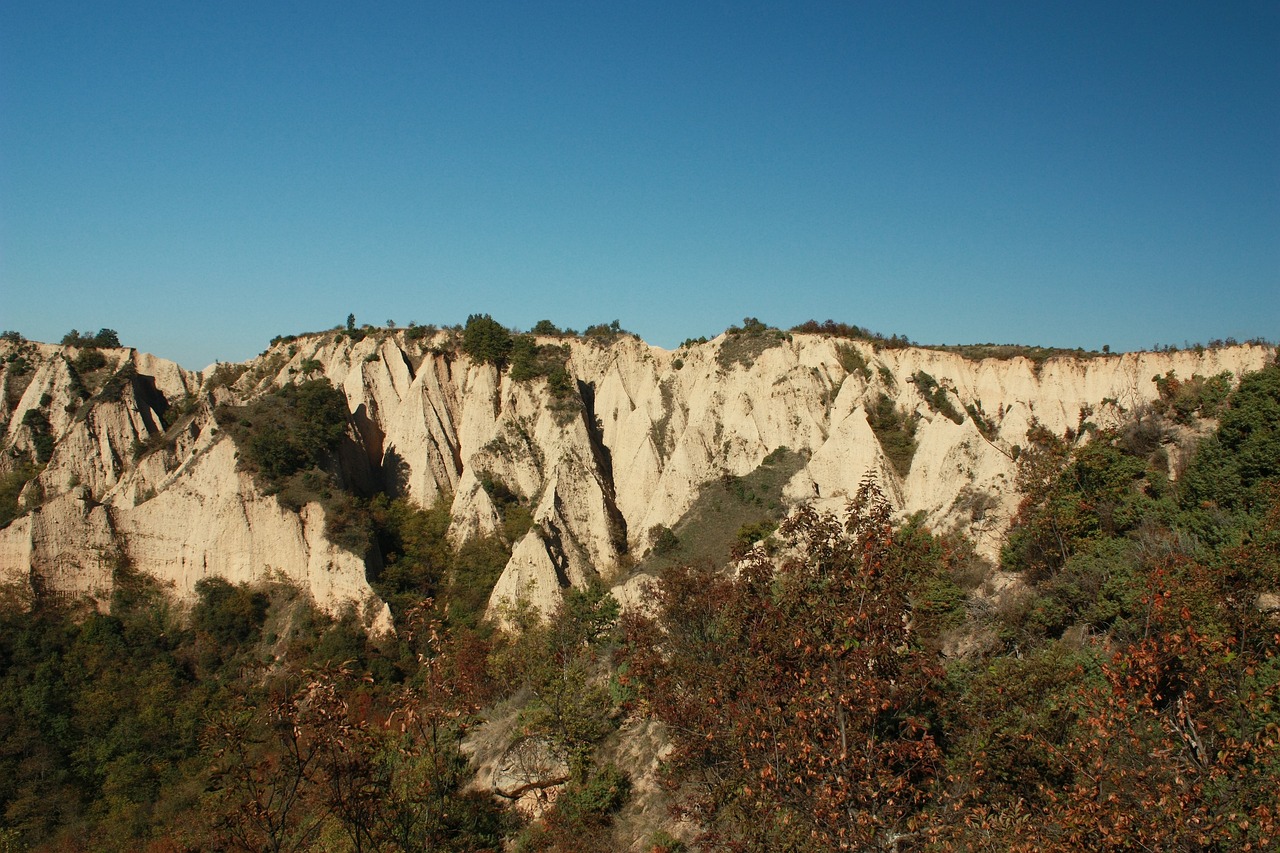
[0,330,1270,623]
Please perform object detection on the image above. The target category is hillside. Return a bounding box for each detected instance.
[0,326,1271,622]
[1,323,1278,851]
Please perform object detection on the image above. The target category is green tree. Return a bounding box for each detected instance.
[93,328,121,348]
[495,585,622,785]
[462,314,514,367]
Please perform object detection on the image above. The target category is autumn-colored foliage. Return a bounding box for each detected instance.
[2,362,1278,851]
[625,477,945,851]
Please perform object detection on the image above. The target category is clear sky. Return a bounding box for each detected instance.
[2,1,1277,369]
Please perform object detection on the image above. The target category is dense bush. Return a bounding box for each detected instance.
[865,393,918,475]
[530,319,564,336]
[217,378,349,488]
[1001,431,1153,581]
[911,370,965,424]
[648,524,679,556]
[0,571,510,852]
[21,409,54,464]
[623,480,946,850]
[582,319,630,343]
[1177,361,1280,541]
[0,463,39,527]
[1152,370,1233,424]
[71,348,108,374]
[369,491,518,631]
[509,337,572,392]
[715,318,787,370]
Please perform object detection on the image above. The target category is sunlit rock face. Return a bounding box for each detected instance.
[1,331,1270,625]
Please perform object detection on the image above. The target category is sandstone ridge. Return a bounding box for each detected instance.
[1,331,1271,623]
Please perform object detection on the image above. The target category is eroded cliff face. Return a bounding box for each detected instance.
[0,331,1271,623]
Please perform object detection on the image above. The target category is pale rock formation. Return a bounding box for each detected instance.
[0,331,1272,627]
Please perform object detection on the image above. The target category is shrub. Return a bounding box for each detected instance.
[322,491,374,556]
[911,371,964,424]
[791,319,913,349]
[716,323,786,370]
[725,316,770,335]
[836,342,871,380]
[215,378,349,489]
[1178,362,1280,530]
[193,576,270,651]
[649,524,680,556]
[791,318,877,339]
[866,393,917,475]
[403,323,433,341]
[509,337,571,385]
[965,401,998,440]
[1152,370,1234,424]
[368,493,453,617]
[22,409,54,464]
[546,365,575,400]
[0,463,39,527]
[583,319,629,343]
[72,348,108,374]
[736,519,776,547]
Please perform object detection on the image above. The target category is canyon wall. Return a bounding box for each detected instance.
[1,331,1269,624]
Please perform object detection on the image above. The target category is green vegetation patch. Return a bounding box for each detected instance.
[910,370,965,424]
[835,342,871,380]
[1151,370,1233,425]
[214,378,375,553]
[637,446,806,572]
[368,492,516,630]
[462,313,514,366]
[71,348,108,375]
[508,336,574,405]
[61,328,121,349]
[1177,361,1280,542]
[716,317,789,370]
[930,342,1101,367]
[216,378,349,489]
[790,318,913,349]
[0,463,40,528]
[865,393,918,476]
[21,409,54,464]
[582,319,631,345]
[965,400,998,440]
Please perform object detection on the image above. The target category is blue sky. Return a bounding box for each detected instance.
[2,1,1276,369]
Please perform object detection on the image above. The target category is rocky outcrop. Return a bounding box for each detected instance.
[1,331,1271,624]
